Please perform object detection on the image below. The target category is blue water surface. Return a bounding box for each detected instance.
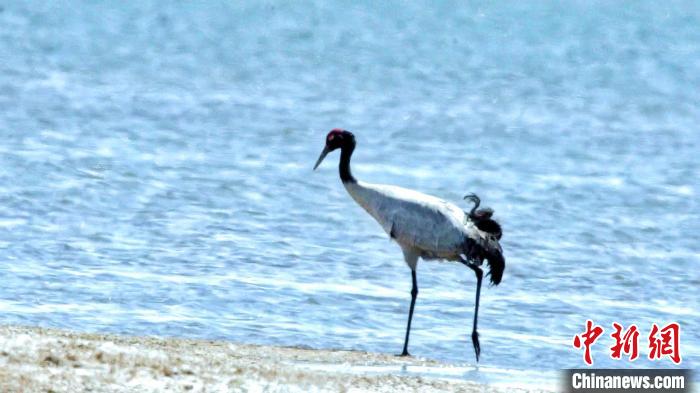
[0,1,698,384]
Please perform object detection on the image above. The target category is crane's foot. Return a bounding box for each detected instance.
[471,330,481,362]
[397,350,411,357]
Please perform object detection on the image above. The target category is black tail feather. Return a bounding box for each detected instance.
[464,193,502,239]
[477,218,502,240]
[463,192,504,285]
[463,237,505,286]
[485,246,505,286]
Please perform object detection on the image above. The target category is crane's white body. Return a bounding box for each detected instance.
[344,180,495,269]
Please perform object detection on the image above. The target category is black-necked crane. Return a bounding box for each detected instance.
[313,129,505,362]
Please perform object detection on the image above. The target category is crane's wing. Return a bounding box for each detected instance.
[382,195,467,256]
[344,181,504,284]
[345,182,467,255]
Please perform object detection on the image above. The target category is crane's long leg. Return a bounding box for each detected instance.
[461,259,483,362]
[400,269,418,356]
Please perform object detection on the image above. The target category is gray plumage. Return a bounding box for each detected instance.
[345,181,502,270]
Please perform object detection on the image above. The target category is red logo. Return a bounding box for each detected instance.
[573,319,604,365]
[648,322,681,364]
[610,323,640,361]
[573,321,681,365]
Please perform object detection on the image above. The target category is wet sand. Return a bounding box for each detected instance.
[0,325,551,392]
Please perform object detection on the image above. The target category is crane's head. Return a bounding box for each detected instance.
[313,129,355,170]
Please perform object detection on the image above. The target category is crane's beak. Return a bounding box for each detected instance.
[313,145,330,170]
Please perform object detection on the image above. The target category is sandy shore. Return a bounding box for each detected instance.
[0,325,551,392]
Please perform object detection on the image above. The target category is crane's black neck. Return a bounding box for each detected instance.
[339,140,356,183]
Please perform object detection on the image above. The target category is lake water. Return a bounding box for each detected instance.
[0,1,698,386]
